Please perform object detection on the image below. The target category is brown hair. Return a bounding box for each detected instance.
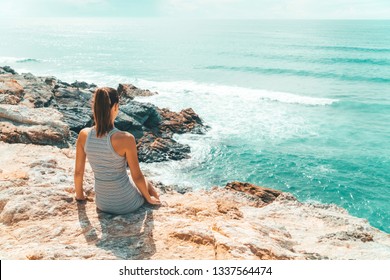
[92,87,119,138]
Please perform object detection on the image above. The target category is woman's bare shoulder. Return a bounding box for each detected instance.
[111,130,135,142]
[111,130,136,155]
[78,127,92,138]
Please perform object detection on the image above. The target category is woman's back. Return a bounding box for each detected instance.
[84,127,144,214]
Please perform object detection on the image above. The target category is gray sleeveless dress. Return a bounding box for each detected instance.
[84,127,144,214]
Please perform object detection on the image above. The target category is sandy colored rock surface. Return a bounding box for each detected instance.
[0,142,389,260]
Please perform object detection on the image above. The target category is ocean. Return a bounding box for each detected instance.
[0,18,389,233]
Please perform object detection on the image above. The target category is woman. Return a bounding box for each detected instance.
[74,87,160,214]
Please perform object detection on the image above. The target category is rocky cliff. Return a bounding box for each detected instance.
[0,66,389,260]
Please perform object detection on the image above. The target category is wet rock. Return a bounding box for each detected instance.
[117,83,157,104]
[114,111,144,139]
[119,101,161,129]
[137,132,190,162]
[158,107,208,135]
[0,66,17,75]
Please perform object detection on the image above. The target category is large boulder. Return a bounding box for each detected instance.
[136,132,191,162]
[59,107,93,133]
[119,101,161,130]
[0,104,70,148]
[158,107,208,135]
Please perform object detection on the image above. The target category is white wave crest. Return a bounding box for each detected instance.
[136,79,338,106]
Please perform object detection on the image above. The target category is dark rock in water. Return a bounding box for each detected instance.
[71,80,97,90]
[114,111,144,139]
[158,107,208,135]
[58,107,93,133]
[119,101,161,129]
[117,83,157,104]
[1,66,17,75]
[137,132,190,162]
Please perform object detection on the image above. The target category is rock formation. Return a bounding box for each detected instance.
[0,66,207,161]
[117,83,157,103]
[1,66,389,260]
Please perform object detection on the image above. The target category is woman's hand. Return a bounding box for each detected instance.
[147,180,160,199]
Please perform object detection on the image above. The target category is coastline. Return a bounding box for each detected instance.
[0,66,389,259]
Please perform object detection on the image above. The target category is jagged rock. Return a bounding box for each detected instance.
[59,107,93,133]
[0,104,70,147]
[71,80,97,89]
[0,78,24,105]
[225,181,282,207]
[53,87,92,108]
[0,66,207,162]
[0,67,53,108]
[137,132,191,162]
[44,77,57,87]
[158,107,208,135]
[0,66,17,75]
[117,83,157,104]
[119,101,161,129]
[114,111,144,139]
[21,83,53,108]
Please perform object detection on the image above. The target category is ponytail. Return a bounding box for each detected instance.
[92,87,119,137]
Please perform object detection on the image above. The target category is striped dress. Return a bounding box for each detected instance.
[84,127,144,214]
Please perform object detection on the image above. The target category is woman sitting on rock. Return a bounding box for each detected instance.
[74,87,161,213]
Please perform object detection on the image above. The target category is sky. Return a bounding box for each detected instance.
[0,0,389,19]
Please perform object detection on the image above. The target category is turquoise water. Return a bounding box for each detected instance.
[1,19,389,233]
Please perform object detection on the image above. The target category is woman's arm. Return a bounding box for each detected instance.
[74,129,88,200]
[124,133,160,205]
